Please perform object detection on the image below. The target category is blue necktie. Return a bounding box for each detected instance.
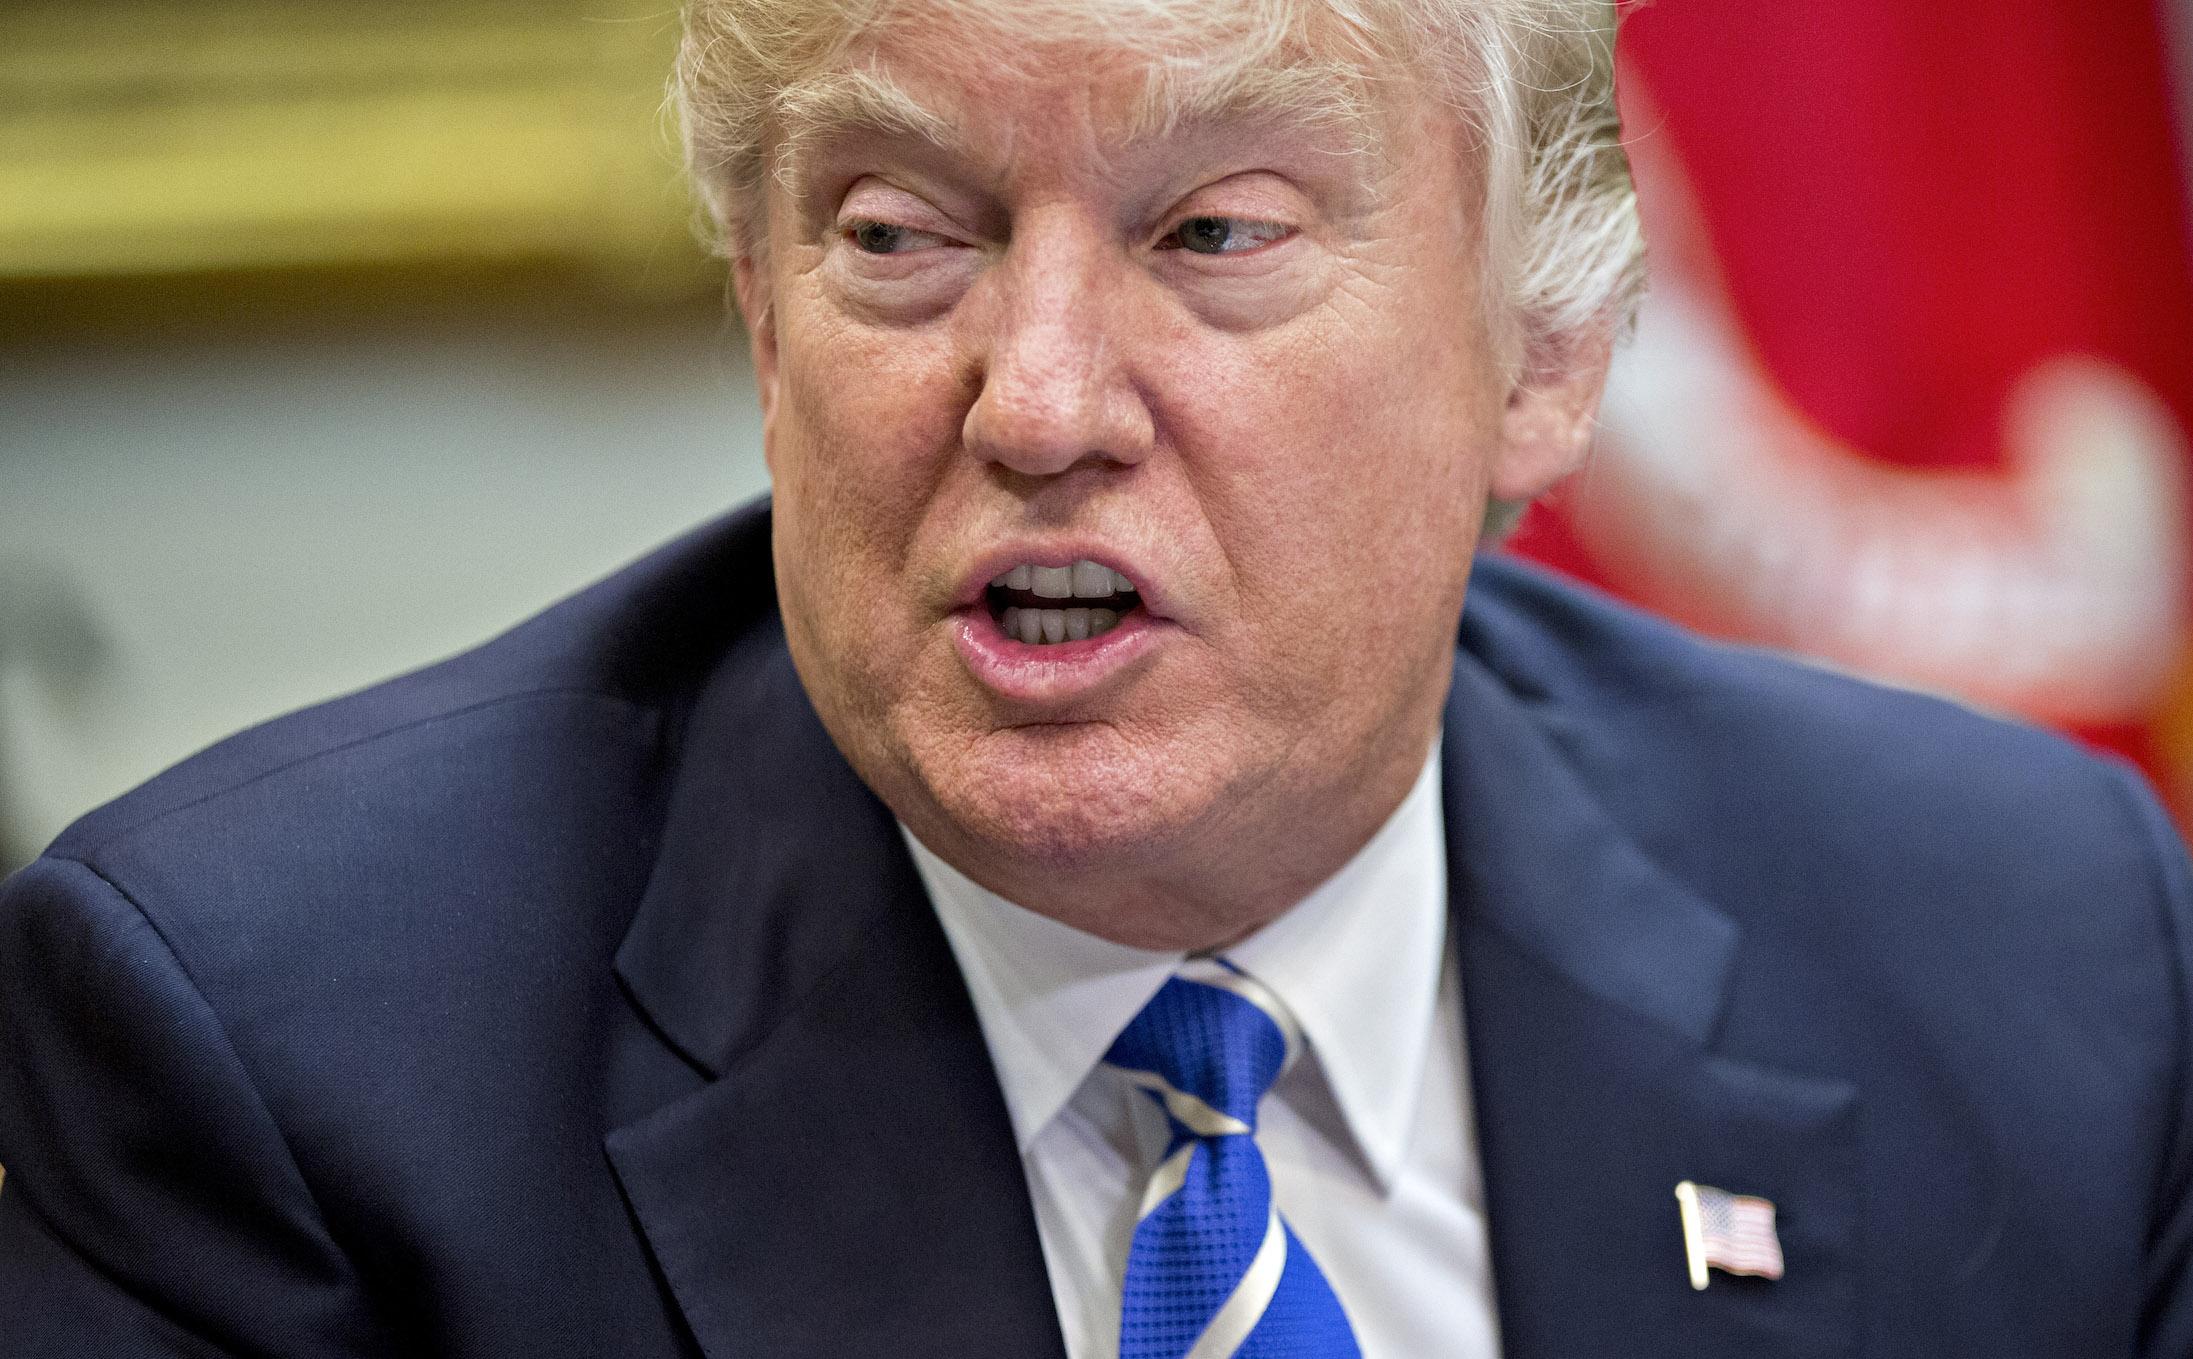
[1104,960,1362,1359]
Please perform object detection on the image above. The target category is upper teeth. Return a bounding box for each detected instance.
[992,560,1135,600]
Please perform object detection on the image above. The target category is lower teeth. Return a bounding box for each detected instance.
[1000,606,1123,645]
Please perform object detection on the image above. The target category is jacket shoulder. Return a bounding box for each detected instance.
[0,507,783,1356]
[1462,555,2189,1110]
[13,499,783,1044]
[1461,551,2149,863]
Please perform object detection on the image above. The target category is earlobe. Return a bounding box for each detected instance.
[1490,337,1614,502]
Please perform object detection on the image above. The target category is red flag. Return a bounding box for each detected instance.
[1512,1,2193,822]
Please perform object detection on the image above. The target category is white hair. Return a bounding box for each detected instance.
[676,0,1642,432]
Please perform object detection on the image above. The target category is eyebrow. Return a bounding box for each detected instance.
[771,67,974,194]
[768,57,1382,198]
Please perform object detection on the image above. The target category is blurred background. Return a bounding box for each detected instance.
[1512,0,2193,828]
[0,0,765,872]
[1,0,2189,874]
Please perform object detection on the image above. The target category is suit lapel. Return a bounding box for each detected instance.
[1444,649,1861,1358]
[605,623,1067,1359]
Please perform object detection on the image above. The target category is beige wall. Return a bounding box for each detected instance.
[0,296,767,868]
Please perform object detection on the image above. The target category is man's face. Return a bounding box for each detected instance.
[741,19,1591,943]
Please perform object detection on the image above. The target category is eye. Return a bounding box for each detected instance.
[844,220,948,255]
[1160,216,1293,256]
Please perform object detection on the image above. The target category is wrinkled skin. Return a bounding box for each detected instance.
[736,21,1607,950]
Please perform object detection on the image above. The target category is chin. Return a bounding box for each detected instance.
[909,718,1226,875]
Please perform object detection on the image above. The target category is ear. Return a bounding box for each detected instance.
[731,252,780,425]
[1489,333,1614,503]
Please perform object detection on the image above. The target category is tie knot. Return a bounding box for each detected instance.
[1102,960,1299,1138]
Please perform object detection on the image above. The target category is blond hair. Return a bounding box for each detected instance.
[676,0,1642,380]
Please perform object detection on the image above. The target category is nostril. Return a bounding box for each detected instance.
[962,339,1157,475]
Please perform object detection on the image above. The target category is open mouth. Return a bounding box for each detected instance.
[985,560,1144,645]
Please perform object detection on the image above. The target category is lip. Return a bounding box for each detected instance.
[951,601,1171,705]
[949,541,1175,705]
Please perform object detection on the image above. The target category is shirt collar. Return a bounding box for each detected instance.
[905,740,1448,1193]
[907,835,1180,1155]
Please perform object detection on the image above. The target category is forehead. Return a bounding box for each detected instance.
[766,2,1406,192]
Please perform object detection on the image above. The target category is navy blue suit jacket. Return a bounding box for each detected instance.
[4,499,2191,1357]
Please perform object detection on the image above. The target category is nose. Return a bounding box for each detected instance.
[961,222,1155,477]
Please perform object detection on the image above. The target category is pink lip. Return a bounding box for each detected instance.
[951,600,1171,705]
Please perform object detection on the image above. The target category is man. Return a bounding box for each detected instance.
[2,1,2189,1355]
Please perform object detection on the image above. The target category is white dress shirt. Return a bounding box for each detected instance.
[903,745,1503,1358]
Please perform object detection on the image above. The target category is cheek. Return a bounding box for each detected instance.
[1169,306,1496,645]
[1129,311,1493,767]
[769,300,965,619]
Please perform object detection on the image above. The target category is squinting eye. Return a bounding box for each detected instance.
[1164,217,1291,256]
[846,221,939,255]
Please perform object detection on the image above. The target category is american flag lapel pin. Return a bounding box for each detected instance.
[1674,1181,1786,1290]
